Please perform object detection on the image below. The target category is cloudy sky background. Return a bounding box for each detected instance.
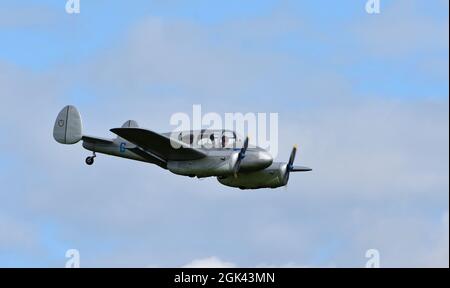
[0,0,448,267]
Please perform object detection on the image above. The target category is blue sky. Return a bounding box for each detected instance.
[0,0,448,267]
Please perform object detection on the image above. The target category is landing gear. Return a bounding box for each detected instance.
[85,152,96,165]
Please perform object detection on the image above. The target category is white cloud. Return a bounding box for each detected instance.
[181,258,335,268]
[255,262,334,268]
[182,257,236,268]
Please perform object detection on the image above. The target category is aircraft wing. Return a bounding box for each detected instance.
[110,128,207,161]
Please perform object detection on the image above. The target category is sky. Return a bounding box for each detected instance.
[0,0,448,267]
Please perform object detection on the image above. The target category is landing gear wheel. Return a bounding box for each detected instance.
[85,152,97,165]
[85,156,94,165]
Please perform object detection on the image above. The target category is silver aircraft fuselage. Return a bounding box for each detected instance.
[82,136,273,178]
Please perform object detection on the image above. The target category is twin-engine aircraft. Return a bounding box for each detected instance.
[53,105,311,189]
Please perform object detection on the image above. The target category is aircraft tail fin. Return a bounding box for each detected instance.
[121,120,139,128]
[53,105,83,144]
[114,120,139,143]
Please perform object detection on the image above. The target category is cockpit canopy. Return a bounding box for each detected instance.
[176,129,242,149]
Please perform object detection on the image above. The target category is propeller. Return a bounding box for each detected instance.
[282,144,297,186]
[232,136,249,178]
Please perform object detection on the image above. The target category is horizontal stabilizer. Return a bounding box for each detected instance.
[81,135,114,145]
[291,166,312,172]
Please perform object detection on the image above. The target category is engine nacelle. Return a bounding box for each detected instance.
[217,163,288,189]
[168,150,273,178]
[167,157,232,177]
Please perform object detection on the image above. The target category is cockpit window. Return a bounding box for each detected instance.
[178,130,239,149]
[197,132,217,148]
[222,131,236,149]
[178,132,194,145]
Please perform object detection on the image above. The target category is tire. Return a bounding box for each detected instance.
[85,157,94,165]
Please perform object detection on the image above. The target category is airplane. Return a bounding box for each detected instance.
[53,105,311,189]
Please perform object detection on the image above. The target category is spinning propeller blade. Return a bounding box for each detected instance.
[283,144,297,185]
[233,136,249,178]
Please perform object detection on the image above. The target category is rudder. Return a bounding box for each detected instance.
[53,105,82,144]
